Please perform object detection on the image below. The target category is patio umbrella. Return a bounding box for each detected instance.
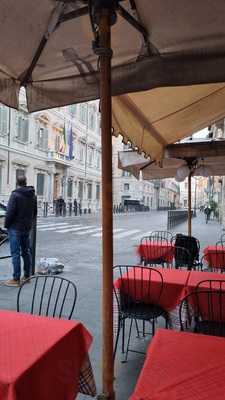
[118,140,225,236]
[1,2,225,399]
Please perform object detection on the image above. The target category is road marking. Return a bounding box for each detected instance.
[56,225,95,233]
[92,228,124,237]
[37,223,70,229]
[38,224,81,231]
[114,229,141,239]
[75,228,102,235]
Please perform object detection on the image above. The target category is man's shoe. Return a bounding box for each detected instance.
[21,276,31,284]
[5,279,20,287]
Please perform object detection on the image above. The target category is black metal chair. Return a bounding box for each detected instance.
[17,275,77,320]
[140,236,172,267]
[150,230,173,242]
[220,233,225,242]
[113,265,168,362]
[173,234,201,270]
[201,249,225,273]
[174,246,192,270]
[179,288,225,337]
[216,239,225,247]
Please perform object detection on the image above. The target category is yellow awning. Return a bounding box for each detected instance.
[113,83,225,159]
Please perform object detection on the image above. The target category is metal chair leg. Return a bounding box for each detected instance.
[123,318,133,363]
[113,317,121,361]
[135,318,140,338]
[142,320,145,337]
[152,319,155,336]
[122,319,125,353]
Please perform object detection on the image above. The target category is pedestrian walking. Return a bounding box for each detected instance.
[204,205,211,224]
[4,175,37,286]
[73,198,78,216]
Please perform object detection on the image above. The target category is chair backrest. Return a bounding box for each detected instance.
[220,233,225,242]
[174,246,192,270]
[113,265,164,313]
[140,236,172,265]
[174,234,200,263]
[202,249,225,271]
[17,275,77,320]
[179,288,225,334]
[196,279,225,291]
[216,239,225,247]
[150,231,173,242]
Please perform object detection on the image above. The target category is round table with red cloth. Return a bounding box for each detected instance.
[114,267,190,327]
[130,328,225,400]
[136,241,174,263]
[203,245,225,269]
[0,310,96,400]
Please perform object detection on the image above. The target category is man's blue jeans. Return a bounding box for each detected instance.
[8,229,32,280]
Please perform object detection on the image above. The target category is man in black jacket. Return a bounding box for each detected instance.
[5,175,37,286]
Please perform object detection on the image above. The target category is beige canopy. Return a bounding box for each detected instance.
[1,1,225,113]
[112,83,225,159]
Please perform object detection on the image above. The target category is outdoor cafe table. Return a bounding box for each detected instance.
[203,245,225,269]
[187,270,225,292]
[130,328,225,400]
[0,310,96,400]
[136,241,174,264]
[114,268,190,327]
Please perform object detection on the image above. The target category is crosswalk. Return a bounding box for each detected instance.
[37,219,152,241]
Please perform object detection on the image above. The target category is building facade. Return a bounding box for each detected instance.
[112,136,180,209]
[0,97,102,213]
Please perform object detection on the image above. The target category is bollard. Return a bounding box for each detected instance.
[30,215,37,275]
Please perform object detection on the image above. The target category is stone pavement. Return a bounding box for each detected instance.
[0,211,223,399]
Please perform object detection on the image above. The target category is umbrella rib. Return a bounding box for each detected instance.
[117,4,159,55]
[58,6,89,24]
[118,95,167,146]
[20,3,67,86]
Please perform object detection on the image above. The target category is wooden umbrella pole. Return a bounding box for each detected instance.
[188,172,192,236]
[98,9,115,400]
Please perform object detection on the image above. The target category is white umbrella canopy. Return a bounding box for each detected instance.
[118,149,225,179]
[119,141,225,237]
[1,1,225,112]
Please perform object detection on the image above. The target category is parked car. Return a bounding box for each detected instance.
[0,202,8,243]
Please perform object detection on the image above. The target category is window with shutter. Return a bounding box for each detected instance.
[36,173,45,196]
[37,126,48,150]
[87,183,92,200]
[67,180,73,198]
[17,114,29,143]
[0,105,8,135]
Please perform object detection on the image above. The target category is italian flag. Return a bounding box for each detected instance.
[59,122,66,153]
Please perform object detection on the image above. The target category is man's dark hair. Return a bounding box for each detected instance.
[16,175,27,187]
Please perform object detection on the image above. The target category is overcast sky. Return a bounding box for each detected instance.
[193,127,208,138]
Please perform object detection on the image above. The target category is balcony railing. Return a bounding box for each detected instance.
[47,150,70,163]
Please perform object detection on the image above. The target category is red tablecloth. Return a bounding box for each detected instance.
[187,270,225,291]
[137,241,174,263]
[114,267,190,312]
[0,310,96,400]
[203,245,225,269]
[185,270,225,321]
[130,329,225,400]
